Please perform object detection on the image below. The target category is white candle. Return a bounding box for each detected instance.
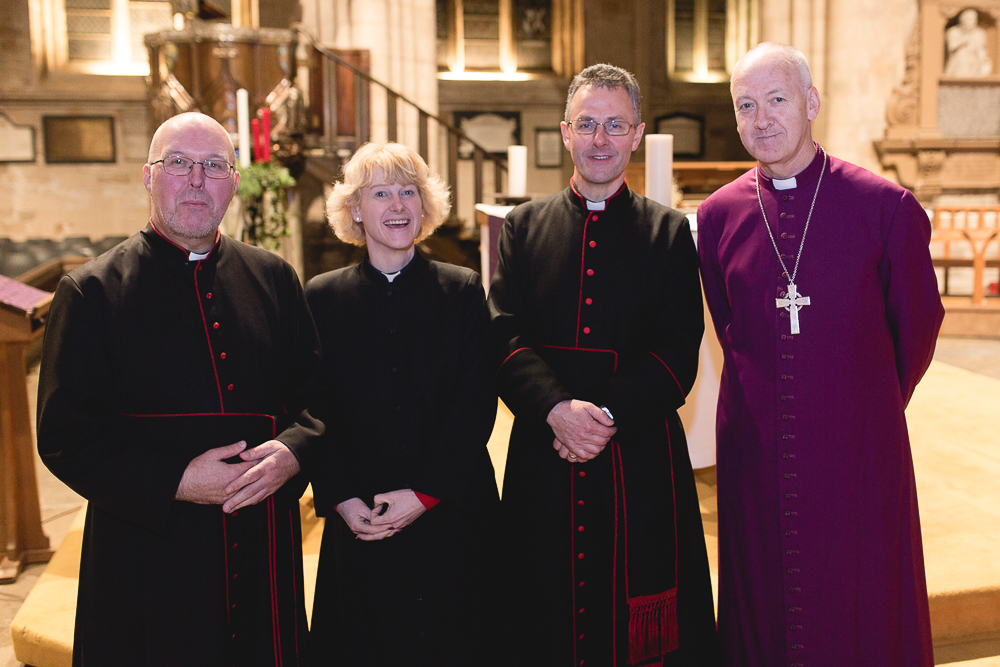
[507,145,527,197]
[645,134,674,207]
[237,89,251,168]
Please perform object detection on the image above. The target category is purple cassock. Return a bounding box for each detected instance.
[697,146,943,667]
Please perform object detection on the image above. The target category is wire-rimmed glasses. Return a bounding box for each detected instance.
[566,119,636,136]
[150,156,234,179]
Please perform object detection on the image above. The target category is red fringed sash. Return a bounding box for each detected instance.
[613,437,680,666]
[628,588,679,664]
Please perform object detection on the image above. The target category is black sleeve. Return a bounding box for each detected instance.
[36,275,189,531]
[600,215,704,426]
[487,215,573,424]
[271,263,325,497]
[409,272,498,506]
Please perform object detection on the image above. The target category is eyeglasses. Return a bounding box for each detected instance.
[567,119,636,136]
[151,156,234,179]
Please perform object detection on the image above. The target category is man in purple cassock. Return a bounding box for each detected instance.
[697,43,943,667]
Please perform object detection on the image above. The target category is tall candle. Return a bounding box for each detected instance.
[251,119,261,163]
[261,108,271,162]
[644,134,674,207]
[507,145,527,197]
[236,89,250,168]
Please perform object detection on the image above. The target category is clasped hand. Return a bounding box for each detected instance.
[337,489,426,542]
[547,399,616,462]
[174,439,301,513]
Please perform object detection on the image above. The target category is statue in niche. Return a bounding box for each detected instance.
[944,8,993,77]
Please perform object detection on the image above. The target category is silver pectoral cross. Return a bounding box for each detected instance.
[776,282,810,335]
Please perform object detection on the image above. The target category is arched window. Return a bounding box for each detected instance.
[667,0,757,82]
[436,0,582,78]
[44,0,173,75]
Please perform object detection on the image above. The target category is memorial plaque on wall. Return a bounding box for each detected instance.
[43,116,116,164]
[535,127,563,168]
[454,111,521,158]
[655,113,704,158]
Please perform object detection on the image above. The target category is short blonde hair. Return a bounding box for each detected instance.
[326,142,451,246]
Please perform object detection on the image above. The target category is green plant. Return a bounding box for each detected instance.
[236,162,297,250]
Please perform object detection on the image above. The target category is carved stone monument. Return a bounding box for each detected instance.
[876,1,1000,202]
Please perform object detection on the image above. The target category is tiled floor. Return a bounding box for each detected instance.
[3,335,999,666]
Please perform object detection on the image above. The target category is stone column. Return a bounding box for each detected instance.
[759,0,829,142]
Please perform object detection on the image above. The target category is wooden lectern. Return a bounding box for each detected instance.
[0,274,54,583]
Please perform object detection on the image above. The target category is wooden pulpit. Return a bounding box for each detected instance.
[0,274,54,583]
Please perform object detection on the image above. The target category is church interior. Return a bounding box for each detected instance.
[2,0,999,664]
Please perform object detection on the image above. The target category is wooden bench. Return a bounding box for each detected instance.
[930,207,1000,305]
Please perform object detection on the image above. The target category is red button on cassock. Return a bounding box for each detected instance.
[583,327,591,334]
[585,298,592,305]
[578,553,585,559]
[586,269,594,276]
[220,352,226,359]
[206,293,213,299]
[578,471,586,477]
[589,241,596,248]
[213,322,220,329]
[227,384,234,391]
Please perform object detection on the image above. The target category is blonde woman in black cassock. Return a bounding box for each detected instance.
[305,142,501,666]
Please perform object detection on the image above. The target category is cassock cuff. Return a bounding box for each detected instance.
[414,491,440,510]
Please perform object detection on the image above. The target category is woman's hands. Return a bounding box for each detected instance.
[336,489,427,541]
[336,497,396,541]
[370,489,426,532]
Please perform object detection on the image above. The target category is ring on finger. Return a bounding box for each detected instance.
[568,453,578,459]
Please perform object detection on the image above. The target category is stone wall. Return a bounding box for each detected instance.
[822,0,920,177]
[0,0,152,242]
[0,100,151,242]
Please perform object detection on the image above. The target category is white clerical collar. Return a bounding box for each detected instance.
[188,249,211,261]
[772,176,797,190]
[381,269,402,282]
[586,199,607,211]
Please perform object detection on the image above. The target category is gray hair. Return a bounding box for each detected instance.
[731,42,813,96]
[564,63,642,125]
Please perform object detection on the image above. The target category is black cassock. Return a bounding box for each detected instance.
[305,254,501,666]
[37,225,322,667]
[488,183,719,666]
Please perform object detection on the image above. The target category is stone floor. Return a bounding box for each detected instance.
[1,369,83,667]
[3,336,1000,666]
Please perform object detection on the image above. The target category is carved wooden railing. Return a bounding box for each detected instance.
[292,25,508,225]
[930,207,1000,305]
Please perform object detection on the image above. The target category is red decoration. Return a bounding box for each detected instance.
[251,118,261,163]
[261,108,271,162]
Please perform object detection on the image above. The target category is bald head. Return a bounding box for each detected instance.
[731,42,813,100]
[148,112,236,166]
[730,42,820,178]
[143,112,240,253]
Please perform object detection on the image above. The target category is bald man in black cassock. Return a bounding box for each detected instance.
[37,112,322,666]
